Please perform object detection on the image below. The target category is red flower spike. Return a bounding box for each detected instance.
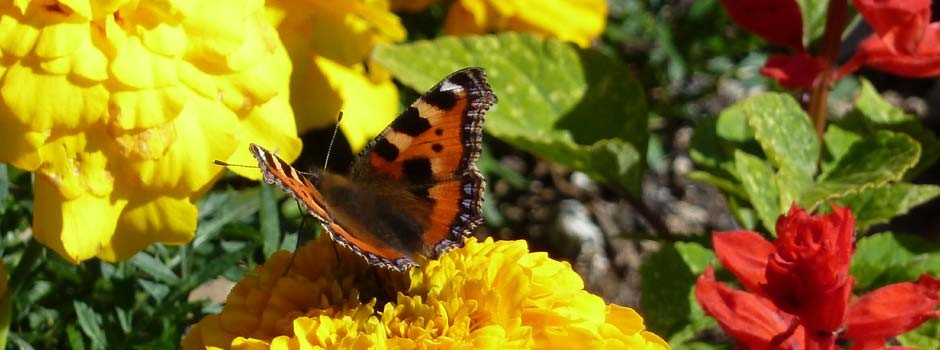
[844,274,940,340]
[839,23,940,78]
[760,54,825,89]
[720,0,805,51]
[713,230,773,294]
[851,0,931,55]
[763,205,856,337]
[695,266,806,349]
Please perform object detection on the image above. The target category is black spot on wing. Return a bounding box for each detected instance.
[391,107,431,136]
[446,71,475,89]
[431,143,443,153]
[402,157,433,185]
[373,138,399,162]
[435,128,444,136]
[423,89,458,110]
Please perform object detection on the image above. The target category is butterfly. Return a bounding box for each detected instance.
[250,68,497,271]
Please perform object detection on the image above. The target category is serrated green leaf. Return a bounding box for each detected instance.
[734,151,781,234]
[834,183,940,232]
[850,232,940,290]
[743,93,818,180]
[373,33,648,194]
[853,79,940,178]
[802,131,920,207]
[73,301,106,350]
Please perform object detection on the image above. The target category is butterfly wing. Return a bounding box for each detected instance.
[350,67,497,258]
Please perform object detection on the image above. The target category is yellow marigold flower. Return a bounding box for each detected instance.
[266,0,405,151]
[391,0,607,48]
[182,237,669,349]
[0,0,301,263]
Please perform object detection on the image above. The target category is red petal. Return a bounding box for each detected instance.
[720,0,805,51]
[841,22,940,78]
[764,204,856,334]
[844,275,940,339]
[760,54,824,89]
[695,266,805,349]
[852,0,931,55]
[713,230,773,294]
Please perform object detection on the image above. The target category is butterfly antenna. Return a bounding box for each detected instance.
[213,159,257,168]
[323,111,344,170]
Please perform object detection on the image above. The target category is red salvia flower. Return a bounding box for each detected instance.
[760,54,825,89]
[719,0,805,51]
[720,0,940,89]
[851,0,931,55]
[696,204,940,349]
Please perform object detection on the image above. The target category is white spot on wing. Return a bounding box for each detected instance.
[439,80,463,92]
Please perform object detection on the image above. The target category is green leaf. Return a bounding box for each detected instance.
[130,253,179,284]
[73,301,107,350]
[853,79,940,177]
[834,183,940,232]
[821,123,862,173]
[0,289,8,348]
[373,33,648,195]
[795,0,829,44]
[259,182,280,258]
[899,318,940,349]
[734,151,781,234]
[743,93,818,180]
[641,242,716,337]
[66,324,86,350]
[850,232,940,290]
[802,131,920,207]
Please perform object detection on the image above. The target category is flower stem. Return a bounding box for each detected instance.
[807,0,848,146]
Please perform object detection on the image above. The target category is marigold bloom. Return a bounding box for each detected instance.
[391,0,607,48]
[696,204,940,349]
[0,0,301,262]
[182,237,669,349]
[265,0,405,151]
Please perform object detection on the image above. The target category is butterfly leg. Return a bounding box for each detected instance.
[328,237,347,296]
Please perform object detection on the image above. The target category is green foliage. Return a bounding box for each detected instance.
[2,179,269,348]
[690,88,936,234]
[374,33,649,195]
[641,242,716,345]
[851,232,940,290]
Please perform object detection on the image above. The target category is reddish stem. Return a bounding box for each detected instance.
[807,0,848,146]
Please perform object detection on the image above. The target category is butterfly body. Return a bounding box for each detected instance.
[250,68,497,271]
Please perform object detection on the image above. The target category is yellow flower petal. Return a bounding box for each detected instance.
[183,238,669,349]
[225,93,302,180]
[267,0,403,151]
[35,20,87,59]
[314,57,399,151]
[102,195,198,261]
[33,176,127,264]
[118,98,238,193]
[0,14,40,57]
[1,61,108,131]
[444,0,607,47]
[1,0,300,264]
[0,115,47,170]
